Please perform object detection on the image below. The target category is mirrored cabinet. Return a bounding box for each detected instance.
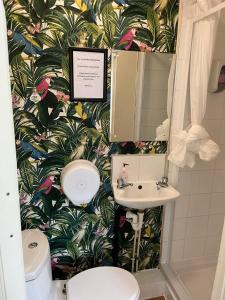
[110,51,174,142]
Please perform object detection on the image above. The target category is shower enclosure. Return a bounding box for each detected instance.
[162,1,225,299]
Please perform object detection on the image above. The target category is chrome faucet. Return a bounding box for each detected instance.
[116,163,133,189]
[117,178,133,189]
[156,176,168,190]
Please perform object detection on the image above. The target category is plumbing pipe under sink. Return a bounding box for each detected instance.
[136,212,144,272]
[126,211,145,273]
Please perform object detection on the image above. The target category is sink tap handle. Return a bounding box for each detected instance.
[117,177,125,187]
[161,176,168,184]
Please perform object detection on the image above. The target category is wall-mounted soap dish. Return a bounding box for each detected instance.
[209,60,225,93]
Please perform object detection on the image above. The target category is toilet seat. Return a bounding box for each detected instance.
[67,266,140,300]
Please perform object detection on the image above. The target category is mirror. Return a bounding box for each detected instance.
[110,50,174,142]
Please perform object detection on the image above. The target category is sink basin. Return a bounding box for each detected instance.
[112,181,180,209]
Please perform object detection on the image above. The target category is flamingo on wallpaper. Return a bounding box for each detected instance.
[118,29,137,50]
[36,78,51,100]
[25,78,52,110]
[31,176,54,204]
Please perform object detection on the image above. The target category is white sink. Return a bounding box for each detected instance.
[112,181,180,209]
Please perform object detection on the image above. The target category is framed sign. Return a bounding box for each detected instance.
[69,47,108,102]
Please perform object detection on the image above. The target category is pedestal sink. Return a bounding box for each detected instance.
[112,181,180,209]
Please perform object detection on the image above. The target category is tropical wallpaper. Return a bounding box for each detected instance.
[4,0,178,279]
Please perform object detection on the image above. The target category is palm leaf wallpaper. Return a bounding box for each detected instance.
[4,0,178,279]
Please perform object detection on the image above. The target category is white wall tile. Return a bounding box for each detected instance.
[215,145,225,170]
[171,240,185,262]
[188,194,210,217]
[207,214,225,236]
[210,193,225,214]
[184,237,206,259]
[172,218,187,240]
[202,120,222,145]
[193,157,215,171]
[213,170,225,192]
[111,155,139,183]
[205,236,221,257]
[204,92,225,120]
[186,216,208,238]
[174,195,189,219]
[222,95,225,120]
[111,154,165,183]
[219,120,225,145]
[213,31,225,59]
[139,154,165,181]
[190,171,213,194]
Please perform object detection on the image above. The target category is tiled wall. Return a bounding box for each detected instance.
[170,12,225,262]
[112,154,166,183]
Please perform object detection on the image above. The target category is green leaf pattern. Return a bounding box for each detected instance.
[4,0,178,279]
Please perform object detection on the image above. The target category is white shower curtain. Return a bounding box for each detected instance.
[168,0,222,168]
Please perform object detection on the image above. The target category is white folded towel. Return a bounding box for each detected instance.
[168,124,220,168]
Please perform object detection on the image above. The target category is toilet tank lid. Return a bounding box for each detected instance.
[22,229,49,282]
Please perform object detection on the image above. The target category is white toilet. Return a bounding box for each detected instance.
[22,229,140,300]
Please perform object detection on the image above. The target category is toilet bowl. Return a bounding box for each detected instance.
[22,229,140,300]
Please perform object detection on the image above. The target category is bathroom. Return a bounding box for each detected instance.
[1,0,225,299]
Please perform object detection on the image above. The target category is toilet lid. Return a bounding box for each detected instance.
[67,266,140,300]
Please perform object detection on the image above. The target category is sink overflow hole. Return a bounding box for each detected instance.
[138,185,142,189]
